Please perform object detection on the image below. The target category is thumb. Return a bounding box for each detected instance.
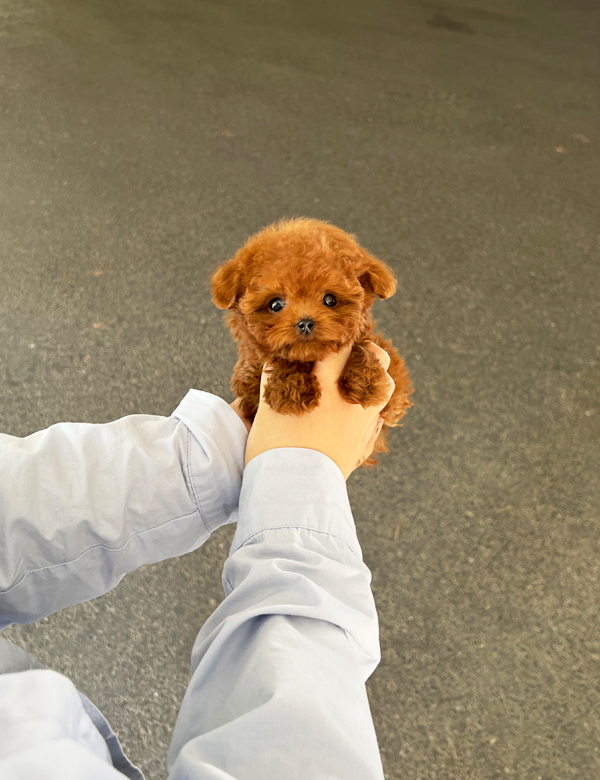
[258,361,275,401]
[312,344,353,386]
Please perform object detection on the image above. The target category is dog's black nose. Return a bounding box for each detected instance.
[297,318,315,335]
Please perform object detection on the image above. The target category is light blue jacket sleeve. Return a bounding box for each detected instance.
[0,391,247,630]
[167,449,384,780]
[0,403,384,779]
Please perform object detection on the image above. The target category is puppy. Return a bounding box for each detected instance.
[211,217,413,464]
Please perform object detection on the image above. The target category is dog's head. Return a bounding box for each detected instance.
[211,218,396,362]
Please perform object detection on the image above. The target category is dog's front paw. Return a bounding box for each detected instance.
[264,367,321,415]
[338,344,391,407]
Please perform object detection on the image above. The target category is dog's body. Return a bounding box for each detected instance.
[211,218,413,464]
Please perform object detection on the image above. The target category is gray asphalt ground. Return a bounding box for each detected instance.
[1,0,599,778]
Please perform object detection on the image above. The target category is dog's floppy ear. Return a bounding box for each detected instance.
[357,252,397,299]
[211,259,244,309]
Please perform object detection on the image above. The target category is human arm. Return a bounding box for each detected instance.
[0,345,393,780]
[0,445,384,780]
[166,450,385,780]
[0,390,247,629]
[166,346,393,779]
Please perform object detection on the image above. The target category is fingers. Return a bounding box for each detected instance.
[262,343,389,392]
[365,341,391,371]
[381,372,396,408]
[258,362,274,400]
[312,343,353,384]
[258,341,394,410]
[354,415,384,471]
[257,344,353,407]
[364,343,395,410]
[365,415,383,454]
[314,342,390,387]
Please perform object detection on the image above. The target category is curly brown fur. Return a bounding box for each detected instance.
[211,217,413,466]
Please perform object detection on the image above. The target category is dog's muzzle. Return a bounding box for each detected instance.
[297,318,315,335]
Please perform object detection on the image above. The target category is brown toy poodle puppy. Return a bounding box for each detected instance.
[211,217,413,464]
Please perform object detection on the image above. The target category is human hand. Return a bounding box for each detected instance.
[243,343,395,479]
[230,398,252,433]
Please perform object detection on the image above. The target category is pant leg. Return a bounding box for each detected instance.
[0,636,145,780]
[0,636,45,673]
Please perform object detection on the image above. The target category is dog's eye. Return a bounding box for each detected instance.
[268,298,285,313]
[323,293,337,308]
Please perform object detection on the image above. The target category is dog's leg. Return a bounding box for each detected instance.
[232,359,263,420]
[337,342,393,408]
[263,359,322,415]
[339,336,413,466]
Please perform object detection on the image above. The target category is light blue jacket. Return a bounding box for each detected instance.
[0,391,383,779]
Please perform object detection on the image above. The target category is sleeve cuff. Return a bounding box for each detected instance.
[172,391,248,533]
[231,448,362,560]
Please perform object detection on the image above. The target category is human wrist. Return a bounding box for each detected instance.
[231,448,361,558]
[172,391,248,532]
